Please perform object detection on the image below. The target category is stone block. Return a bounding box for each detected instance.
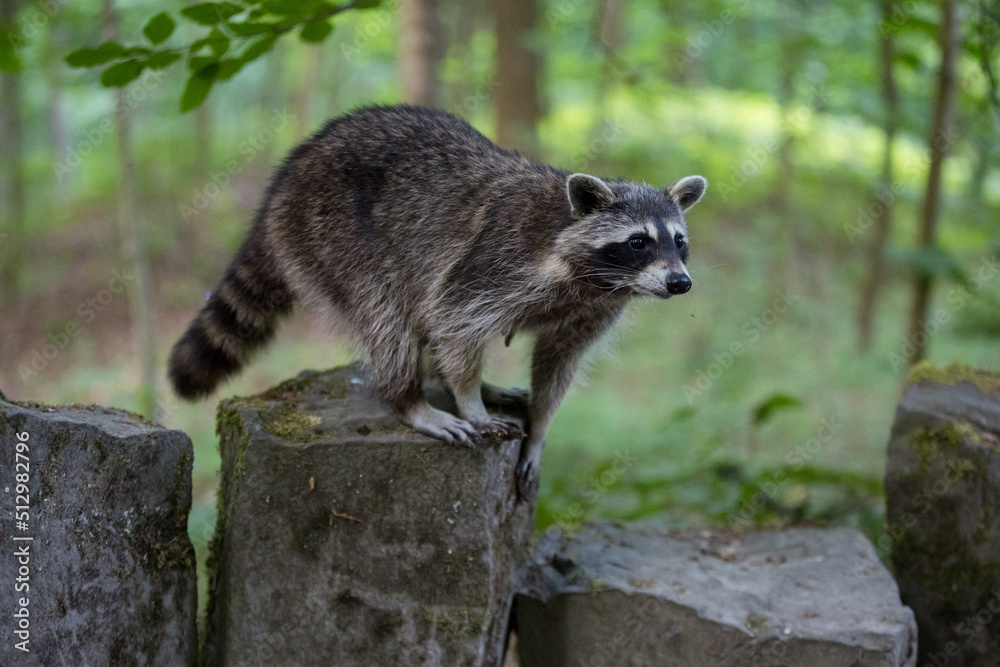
[202,363,534,666]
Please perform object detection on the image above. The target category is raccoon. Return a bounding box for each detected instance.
[168,105,706,499]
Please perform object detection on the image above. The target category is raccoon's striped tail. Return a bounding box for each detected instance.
[168,237,294,400]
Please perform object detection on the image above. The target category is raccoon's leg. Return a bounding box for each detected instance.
[369,325,481,446]
[517,313,618,500]
[435,337,524,440]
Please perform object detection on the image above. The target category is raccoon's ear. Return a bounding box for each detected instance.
[567,173,615,219]
[667,175,707,212]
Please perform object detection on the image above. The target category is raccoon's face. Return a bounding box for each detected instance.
[561,173,707,299]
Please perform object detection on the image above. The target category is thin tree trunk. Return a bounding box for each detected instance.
[445,0,482,113]
[46,27,70,202]
[399,0,444,107]
[103,0,158,418]
[194,102,211,186]
[857,0,901,352]
[905,0,959,367]
[493,0,540,155]
[595,0,626,114]
[774,53,797,214]
[0,0,25,313]
[294,45,324,139]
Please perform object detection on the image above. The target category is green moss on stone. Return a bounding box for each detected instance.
[910,422,981,469]
[258,405,324,442]
[744,612,770,634]
[908,361,1000,396]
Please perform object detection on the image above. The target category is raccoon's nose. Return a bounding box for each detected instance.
[665,273,692,295]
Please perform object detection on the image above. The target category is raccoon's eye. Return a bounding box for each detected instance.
[675,234,686,248]
[628,236,646,250]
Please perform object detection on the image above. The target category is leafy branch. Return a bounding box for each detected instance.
[65,0,381,112]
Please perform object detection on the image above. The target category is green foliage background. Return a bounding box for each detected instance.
[1,0,999,614]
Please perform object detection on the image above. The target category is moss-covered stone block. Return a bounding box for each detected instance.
[515,522,916,666]
[0,398,198,665]
[202,363,534,666]
[886,363,1000,666]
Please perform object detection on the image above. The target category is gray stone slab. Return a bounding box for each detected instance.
[0,398,198,666]
[516,521,917,666]
[202,363,534,666]
[885,364,1000,666]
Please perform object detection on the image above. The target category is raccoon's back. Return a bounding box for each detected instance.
[266,105,566,297]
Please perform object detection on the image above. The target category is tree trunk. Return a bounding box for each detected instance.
[445,0,483,113]
[294,44,324,139]
[773,47,798,214]
[399,0,444,107]
[493,0,540,155]
[193,102,211,186]
[46,26,70,202]
[905,0,959,367]
[103,0,158,419]
[0,0,25,313]
[595,0,626,114]
[857,0,901,352]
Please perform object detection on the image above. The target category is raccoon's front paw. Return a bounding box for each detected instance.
[515,456,540,502]
[473,416,525,441]
[404,404,481,446]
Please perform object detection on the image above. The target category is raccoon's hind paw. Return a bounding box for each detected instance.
[404,404,481,446]
[515,456,540,502]
[472,416,525,441]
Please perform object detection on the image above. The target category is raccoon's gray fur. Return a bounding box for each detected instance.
[168,105,706,498]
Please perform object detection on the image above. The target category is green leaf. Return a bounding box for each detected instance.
[143,12,176,45]
[66,41,127,67]
[752,393,802,426]
[260,0,324,17]
[215,58,244,80]
[891,246,968,284]
[0,26,21,72]
[180,62,220,112]
[227,21,274,36]
[181,2,245,25]
[101,59,145,87]
[240,34,276,65]
[145,51,182,70]
[354,0,381,9]
[188,55,218,72]
[895,50,923,70]
[299,19,332,43]
[207,28,230,57]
